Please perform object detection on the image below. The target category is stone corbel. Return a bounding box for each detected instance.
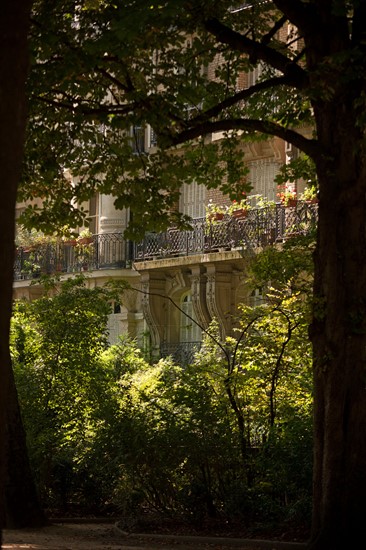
[140,279,160,351]
[165,270,188,297]
[205,265,226,340]
[190,266,210,331]
[269,137,284,162]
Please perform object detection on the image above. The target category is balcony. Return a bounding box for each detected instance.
[14,233,133,281]
[134,201,318,261]
[160,341,202,366]
[13,202,317,281]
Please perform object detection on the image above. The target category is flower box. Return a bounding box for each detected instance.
[78,237,93,245]
[232,208,248,219]
[208,212,224,222]
[285,198,297,208]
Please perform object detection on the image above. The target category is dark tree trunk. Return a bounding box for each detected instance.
[0,0,45,534]
[5,366,46,528]
[291,9,366,546]
[308,101,366,549]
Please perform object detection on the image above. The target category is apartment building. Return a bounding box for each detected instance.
[13,123,317,364]
[14,17,316,363]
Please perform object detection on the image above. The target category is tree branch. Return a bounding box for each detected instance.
[261,14,288,45]
[35,95,132,117]
[203,17,307,88]
[169,118,320,160]
[95,66,134,94]
[185,75,300,128]
[272,0,317,31]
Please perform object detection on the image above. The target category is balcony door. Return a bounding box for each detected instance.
[179,181,206,219]
[87,194,99,234]
[248,159,281,202]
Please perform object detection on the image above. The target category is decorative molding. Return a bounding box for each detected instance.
[205,269,226,340]
[100,218,125,226]
[120,288,137,311]
[190,271,210,330]
[140,280,160,349]
[247,140,263,158]
[269,137,284,161]
[99,216,125,233]
[166,270,188,296]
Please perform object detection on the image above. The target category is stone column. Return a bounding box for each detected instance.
[98,194,127,234]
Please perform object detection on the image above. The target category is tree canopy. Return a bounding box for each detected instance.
[24,0,318,237]
[19,2,366,549]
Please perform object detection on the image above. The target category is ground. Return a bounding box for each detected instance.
[3,520,308,550]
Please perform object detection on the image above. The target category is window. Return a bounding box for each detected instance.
[110,301,121,314]
[180,294,202,343]
[248,160,281,202]
[248,62,264,87]
[87,194,99,234]
[148,125,157,148]
[249,287,264,307]
[130,125,145,154]
[179,181,206,219]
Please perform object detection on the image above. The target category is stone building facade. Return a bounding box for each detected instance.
[13,36,314,362]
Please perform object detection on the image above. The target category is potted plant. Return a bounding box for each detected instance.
[15,226,58,250]
[205,201,227,223]
[75,229,94,270]
[277,189,297,207]
[77,228,94,245]
[62,237,78,246]
[228,197,251,218]
[22,255,41,279]
[300,186,318,204]
[251,194,276,209]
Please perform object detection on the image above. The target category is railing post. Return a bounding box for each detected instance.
[275,203,284,241]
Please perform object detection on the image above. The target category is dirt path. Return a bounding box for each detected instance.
[2,522,306,550]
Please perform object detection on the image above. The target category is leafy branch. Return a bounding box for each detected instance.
[168,117,320,160]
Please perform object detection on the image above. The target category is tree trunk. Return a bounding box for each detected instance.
[5,366,47,528]
[308,102,366,548]
[0,0,45,533]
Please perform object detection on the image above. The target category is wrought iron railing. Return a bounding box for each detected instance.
[14,202,318,280]
[134,201,318,261]
[160,341,202,366]
[14,233,133,281]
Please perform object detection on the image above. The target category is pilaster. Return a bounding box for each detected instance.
[190,265,210,330]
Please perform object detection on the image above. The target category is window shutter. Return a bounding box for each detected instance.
[249,160,280,202]
[180,182,206,218]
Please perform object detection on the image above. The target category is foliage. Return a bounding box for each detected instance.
[88,325,312,524]
[23,0,315,238]
[248,234,315,297]
[11,275,115,508]
[227,196,251,215]
[15,226,58,248]
[275,155,318,190]
[300,186,318,202]
[11,264,313,526]
[250,194,276,209]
